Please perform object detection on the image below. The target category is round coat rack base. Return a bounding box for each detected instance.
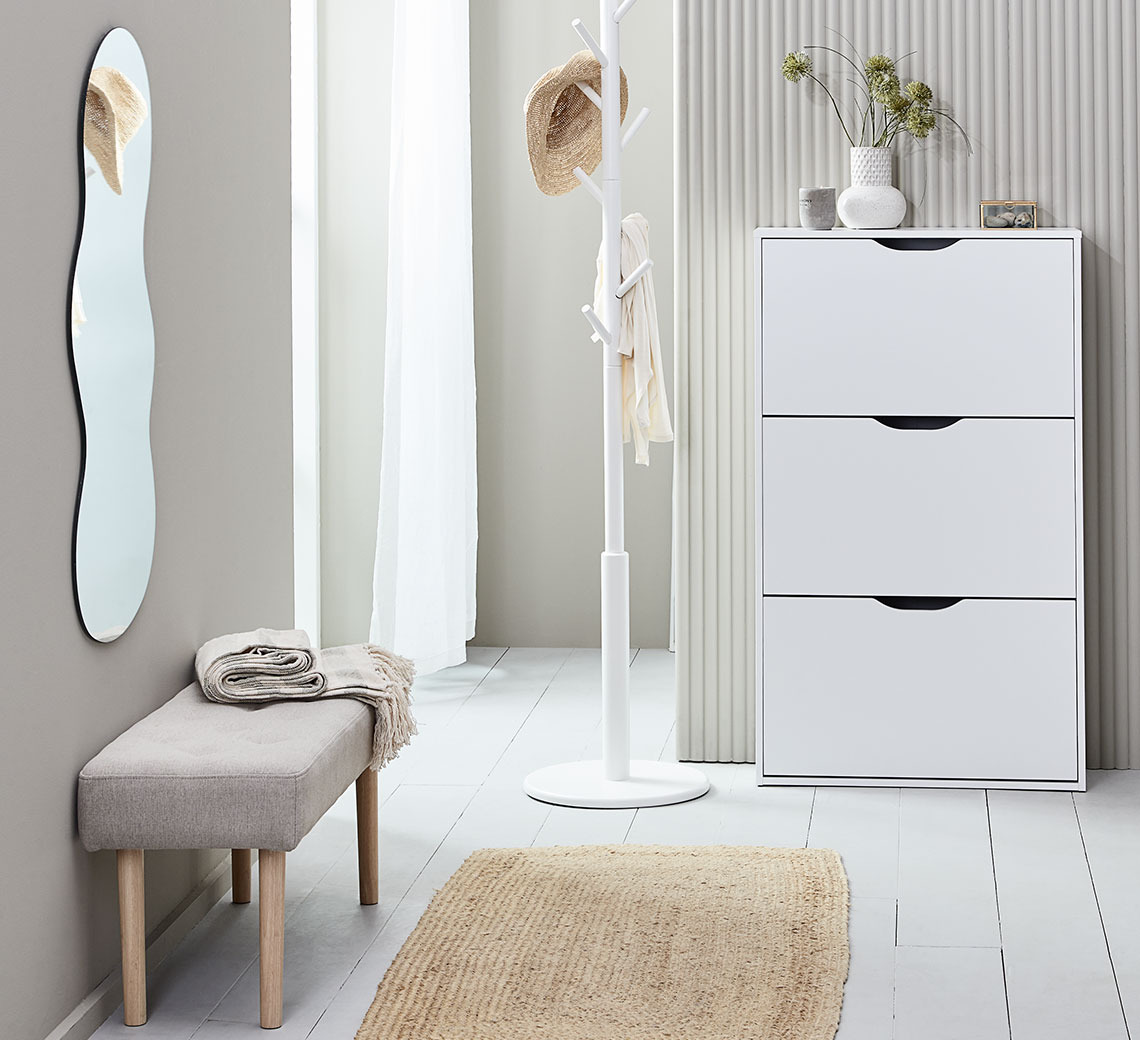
[523,760,710,809]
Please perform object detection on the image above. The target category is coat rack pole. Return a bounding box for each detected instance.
[598,0,630,783]
[522,0,709,809]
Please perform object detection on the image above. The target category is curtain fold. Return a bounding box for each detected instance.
[371,0,476,675]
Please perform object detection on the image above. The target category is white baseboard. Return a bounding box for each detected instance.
[42,853,237,1040]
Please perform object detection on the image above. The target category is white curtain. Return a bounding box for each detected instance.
[370,0,476,675]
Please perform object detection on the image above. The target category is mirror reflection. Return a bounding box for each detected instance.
[70,28,154,642]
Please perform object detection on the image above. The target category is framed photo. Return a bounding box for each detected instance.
[980,200,1037,229]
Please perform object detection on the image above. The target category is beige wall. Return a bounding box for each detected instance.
[470,0,674,648]
[318,0,674,649]
[0,4,294,1038]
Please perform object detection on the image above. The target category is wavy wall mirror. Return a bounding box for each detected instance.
[69,28,155,642]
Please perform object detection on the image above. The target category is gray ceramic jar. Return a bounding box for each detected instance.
[799,186,837,230]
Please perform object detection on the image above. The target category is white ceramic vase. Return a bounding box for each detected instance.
[837,147,906,229]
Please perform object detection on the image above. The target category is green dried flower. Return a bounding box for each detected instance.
[903,80,934,108]
[870,71,900,103]
[906,107,937,138]
[864,56,899,104]
[864,54,896,76]
[777,34,970,153]
[782,50,812,83]
[885,90,911,116]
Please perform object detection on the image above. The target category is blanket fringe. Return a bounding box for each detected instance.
[366,646,418,770]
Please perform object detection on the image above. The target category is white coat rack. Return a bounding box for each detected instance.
[523,0,710,809]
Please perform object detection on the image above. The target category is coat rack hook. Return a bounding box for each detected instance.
[573,166,604,205]
[621,107,650,150]
[613,0,641,22]
[581,305,612,345]
[571,18,608,66]
[575,81,602,110]
[617,258,653,299]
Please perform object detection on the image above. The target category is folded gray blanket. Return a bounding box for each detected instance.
[194,628,416,770]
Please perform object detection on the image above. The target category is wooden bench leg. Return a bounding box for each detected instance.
[356,768,379,906]
[232,849,251,904]
[259,849,286,1028]
[117,849,147,1026]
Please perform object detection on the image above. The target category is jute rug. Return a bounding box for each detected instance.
[356,844,850,1040]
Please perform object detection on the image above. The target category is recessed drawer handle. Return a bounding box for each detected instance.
[873,416,962,430]
[875,596,963,611]
[874,237,959,251]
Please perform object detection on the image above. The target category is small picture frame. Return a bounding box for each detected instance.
[980,200,1037,229]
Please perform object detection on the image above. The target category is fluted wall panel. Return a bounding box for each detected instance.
[675,0,1140,767]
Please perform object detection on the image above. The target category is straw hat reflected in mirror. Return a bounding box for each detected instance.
[84,66,148,195]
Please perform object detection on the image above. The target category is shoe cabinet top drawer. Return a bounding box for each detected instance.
[760,237,1077,417]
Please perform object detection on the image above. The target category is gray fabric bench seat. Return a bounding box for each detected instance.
[77,681,382,1029]
[79,681,373,852]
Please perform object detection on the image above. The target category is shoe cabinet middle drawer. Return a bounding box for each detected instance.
[761,416,1077,598]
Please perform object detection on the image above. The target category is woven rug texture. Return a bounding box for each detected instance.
[356,844,850,1040]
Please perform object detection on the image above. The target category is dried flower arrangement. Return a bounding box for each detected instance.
[781,35,969,152]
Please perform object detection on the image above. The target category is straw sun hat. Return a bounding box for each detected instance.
[84,66,148,196]
[524,50,628,197]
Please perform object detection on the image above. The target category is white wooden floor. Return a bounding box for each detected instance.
[91,647,1140,1040]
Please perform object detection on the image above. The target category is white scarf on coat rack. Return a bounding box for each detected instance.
[592,211,673,465]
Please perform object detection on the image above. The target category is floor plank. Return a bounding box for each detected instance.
[1074,770,1140,1032]
[305,901,426,1040]
[401,784,552,905]
[809,787,901,900]
[408,646,507,729]
[482,648,607,789]
[622,763,739,845]
[401,647,571,787]
[379,646,506,801]
[189,1021,277,1039]
[532,805,636,846]
[896,788,1001,948]
[835,897,897,1040]
[894,946,1009,1040]
[989,791,1129,1040]
[714,767,816,848]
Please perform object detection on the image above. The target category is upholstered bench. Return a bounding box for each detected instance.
[78,682,379,1029]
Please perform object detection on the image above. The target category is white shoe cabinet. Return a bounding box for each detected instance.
[754,228,1085,790]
